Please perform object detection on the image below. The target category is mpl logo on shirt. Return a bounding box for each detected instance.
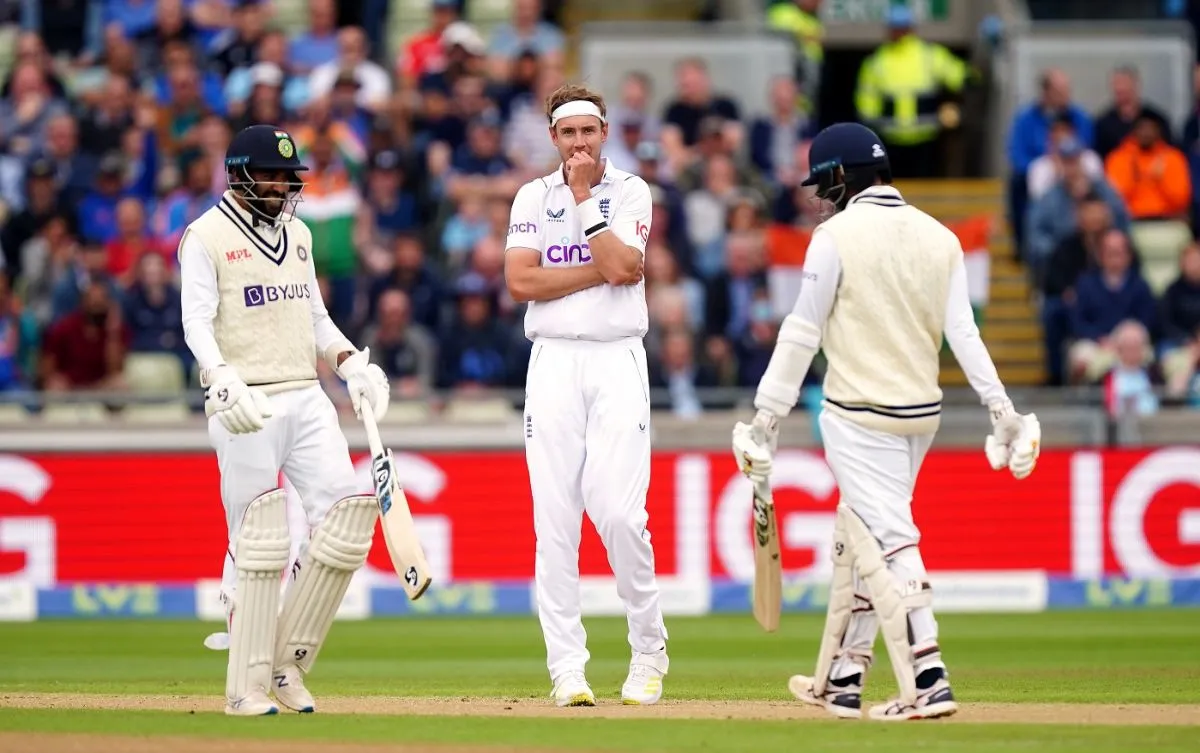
[243,283,312,307]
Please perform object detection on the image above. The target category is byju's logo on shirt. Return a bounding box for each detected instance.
[244,283,312,307]
[546,237,591,264]
[546,207,566,223]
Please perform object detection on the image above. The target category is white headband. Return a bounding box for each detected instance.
[550,100,606,126]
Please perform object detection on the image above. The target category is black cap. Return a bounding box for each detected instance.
[26,157,55,180]
[225,124,308,173]
[98,151,125,176]
[801,122,889,187]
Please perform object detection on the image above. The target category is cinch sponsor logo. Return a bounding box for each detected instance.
[244,283,311,307]
[508,222,537,235]
[546,237,590,264]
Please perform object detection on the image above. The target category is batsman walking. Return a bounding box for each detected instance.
[504,83,669,707]
[180,124,390,716]
[732,123,1041,721]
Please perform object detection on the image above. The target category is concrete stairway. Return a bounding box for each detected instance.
[892,179,1045,388]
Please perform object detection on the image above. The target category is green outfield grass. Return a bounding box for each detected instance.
[1,709,1197,753]
[0,611,1197,752]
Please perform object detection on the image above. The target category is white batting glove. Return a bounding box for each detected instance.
[733,419,774,482]
[984,400,1041,480]
[337,348,390,421]
[204,365,273,435]
[750,408,780,455]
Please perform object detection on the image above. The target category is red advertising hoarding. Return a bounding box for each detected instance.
[0,448,1197,587]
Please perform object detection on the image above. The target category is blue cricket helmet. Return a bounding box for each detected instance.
[801,122,890,187]
[800,122,893,216]
[224,124,307,223]
[225,123,308,174]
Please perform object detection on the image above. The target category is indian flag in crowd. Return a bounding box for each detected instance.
[765,213,993,324]
[949,214,992,324]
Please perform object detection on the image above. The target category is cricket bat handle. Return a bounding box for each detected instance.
[360,400,384,457]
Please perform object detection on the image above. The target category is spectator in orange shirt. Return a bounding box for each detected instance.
[1104,113,1192,220]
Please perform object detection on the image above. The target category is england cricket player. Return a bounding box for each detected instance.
[732,123,1041,721]
[504,84,669,707]
[180,124,390,716]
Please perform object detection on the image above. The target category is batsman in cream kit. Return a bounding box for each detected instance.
[504,84,669,707]
[733,123,1043,721]
[179,124,392,716]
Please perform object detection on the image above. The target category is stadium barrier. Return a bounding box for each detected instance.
[0,447,1197,620]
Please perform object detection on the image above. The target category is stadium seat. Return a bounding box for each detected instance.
[40,402,111,424]
[0,403,29,425]
[381,400,433,424]
[122,401,192,423]
[468,0,513,25]
[124,353,187,394]
[442,396,517,422]
[1130,220,1190,295]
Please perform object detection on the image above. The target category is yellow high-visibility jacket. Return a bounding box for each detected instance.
[855,34,967,146]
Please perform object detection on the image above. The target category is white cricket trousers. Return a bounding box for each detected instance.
[817,410,945,679]
[210,385,361,604]
[523,337,668,681]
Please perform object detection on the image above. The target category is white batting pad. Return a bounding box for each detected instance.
[839,504,932,706]
[810,506,856,697]
[275,495,377,674]
[227,489,291,704]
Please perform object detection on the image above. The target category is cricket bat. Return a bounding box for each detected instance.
[751,477,782,632]
[360,401,433,600]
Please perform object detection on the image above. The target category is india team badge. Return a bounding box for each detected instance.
[275,130,294,159]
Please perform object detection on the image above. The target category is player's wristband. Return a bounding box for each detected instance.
[578,198,607,239]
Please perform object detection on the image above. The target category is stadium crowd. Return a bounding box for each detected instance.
[1008,64,1200,411]
[4,0,1198,420]
[0,0,827,418]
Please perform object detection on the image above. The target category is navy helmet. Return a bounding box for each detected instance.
[225,124,307,223]
[801,122,892,214]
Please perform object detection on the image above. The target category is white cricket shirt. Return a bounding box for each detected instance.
[505,161,651,342]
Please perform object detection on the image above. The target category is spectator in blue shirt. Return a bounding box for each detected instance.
[1007,69,1094,254]
[105,0,160,40]
[1067,229,1158,383]
[288,0,340,76]
[122,252,186,369]
[487,0,565,81]
[76,153,133,244]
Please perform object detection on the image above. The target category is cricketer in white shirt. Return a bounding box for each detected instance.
[179,124,389,716]
[731,121,1041,722]
[504,90,669,707]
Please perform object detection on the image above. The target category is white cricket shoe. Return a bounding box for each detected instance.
[225,689,279,716]
[869,672,958,721]
[272,665,315,713]
[788,674,862,719]
[551,670,595,707]
[621,663,665,705]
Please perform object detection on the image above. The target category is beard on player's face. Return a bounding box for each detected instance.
[241,169,299,220]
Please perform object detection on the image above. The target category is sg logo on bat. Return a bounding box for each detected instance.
[753,492,772,549]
